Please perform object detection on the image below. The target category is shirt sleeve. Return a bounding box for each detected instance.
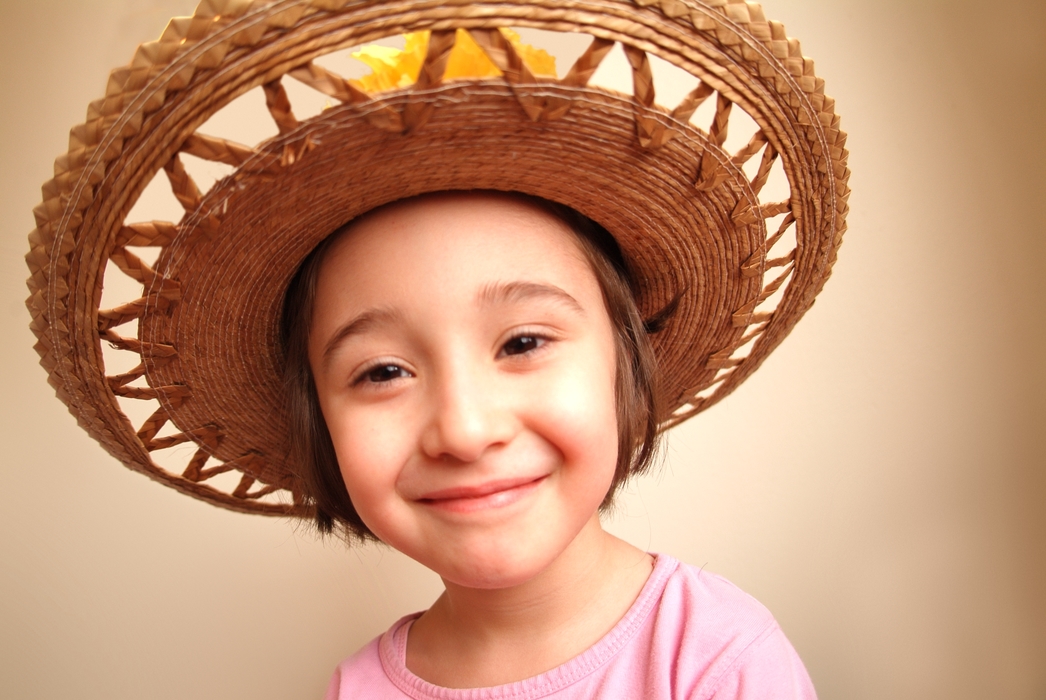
[705,622,818,700]
[323,665,341,700]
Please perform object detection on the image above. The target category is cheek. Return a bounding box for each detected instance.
[536,346,620,487]
[324,405,410,525]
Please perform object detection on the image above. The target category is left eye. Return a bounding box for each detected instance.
[500,335,544,357]
[358,364,410,384]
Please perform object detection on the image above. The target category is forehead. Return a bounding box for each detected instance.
[316,193,598,301]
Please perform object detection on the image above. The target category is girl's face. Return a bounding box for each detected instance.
[308,194,619,589]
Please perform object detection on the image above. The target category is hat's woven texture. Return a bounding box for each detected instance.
[25,0,849,516]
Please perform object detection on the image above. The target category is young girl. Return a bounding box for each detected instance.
[282,191,817,697]
[25,1,847,697]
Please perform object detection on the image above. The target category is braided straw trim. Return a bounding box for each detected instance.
[25,0,850,514]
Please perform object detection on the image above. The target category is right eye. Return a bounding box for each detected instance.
[356,363,411,386]
[499,334,545,357]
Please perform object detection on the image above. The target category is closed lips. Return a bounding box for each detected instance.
[417,476,548,512]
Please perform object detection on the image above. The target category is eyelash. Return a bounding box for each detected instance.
[352,361,412,387]
[498,331,552,358]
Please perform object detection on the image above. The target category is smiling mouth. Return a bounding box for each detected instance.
[417,476,547,513]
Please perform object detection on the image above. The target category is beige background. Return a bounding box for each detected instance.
[2,0,1044,698]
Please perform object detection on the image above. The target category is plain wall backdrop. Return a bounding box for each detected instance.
[1,0,1043,698]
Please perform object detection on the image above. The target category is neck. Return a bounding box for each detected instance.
[406,515,653,688]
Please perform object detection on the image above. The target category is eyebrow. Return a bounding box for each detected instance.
[320,307,403,369]
[478,281,586,315]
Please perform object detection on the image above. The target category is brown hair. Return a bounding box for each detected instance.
[280,192,663,541]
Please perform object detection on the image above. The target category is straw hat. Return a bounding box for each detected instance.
[25,0,849,517]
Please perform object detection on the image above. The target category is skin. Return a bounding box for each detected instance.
[309,193,653,688]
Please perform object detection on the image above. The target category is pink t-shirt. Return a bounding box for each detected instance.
[325,554,816,699]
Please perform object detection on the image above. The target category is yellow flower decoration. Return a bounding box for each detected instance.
[351,28,556,93]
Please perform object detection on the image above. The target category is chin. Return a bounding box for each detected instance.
[427,539,562,591]
[439,560,545,590]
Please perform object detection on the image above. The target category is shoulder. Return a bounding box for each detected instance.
[645,556,818,699]
[324,617,414,700]
[659,559,777,637]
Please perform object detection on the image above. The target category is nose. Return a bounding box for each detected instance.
[419,360,517,464]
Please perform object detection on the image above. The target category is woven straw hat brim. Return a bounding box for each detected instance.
[25,0,850,516]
